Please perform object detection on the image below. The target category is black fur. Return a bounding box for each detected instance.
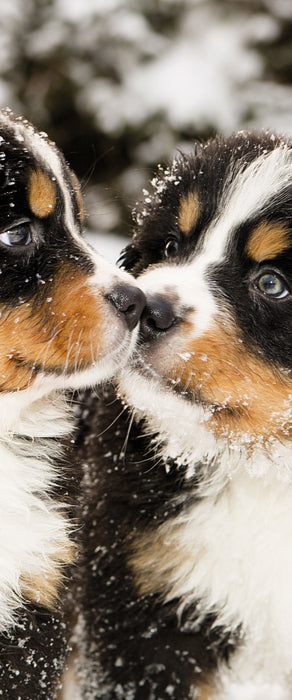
[0,607,68,700]
[73,386,240,699]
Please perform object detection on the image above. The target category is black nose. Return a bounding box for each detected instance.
[140,296,176,341]
[107,284,146,331]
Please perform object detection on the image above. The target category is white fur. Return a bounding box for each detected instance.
[164,469,292,683]
[0,388,71,630]
[137,261,219,338]
[118,369,222,473]
[207,679,291,700]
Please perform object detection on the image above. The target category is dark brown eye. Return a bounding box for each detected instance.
[0,223,32,248]
[164,238,179,258]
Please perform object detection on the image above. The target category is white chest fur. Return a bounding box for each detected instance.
[0,387,73,631]
[164,467,292,689]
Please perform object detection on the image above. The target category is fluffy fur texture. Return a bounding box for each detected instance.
[73,132,292,699]
[0,108,144,698]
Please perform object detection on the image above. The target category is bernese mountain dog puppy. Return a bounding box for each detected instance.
[73,131,292,699]
[0,108,145,698]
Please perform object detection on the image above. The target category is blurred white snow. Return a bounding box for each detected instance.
[86,230,127,264]
[1,0,291,141]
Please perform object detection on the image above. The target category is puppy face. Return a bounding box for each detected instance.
[0,109,144,396]
[120,132,292,445]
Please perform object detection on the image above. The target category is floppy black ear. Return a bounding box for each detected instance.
[118,242,141,273]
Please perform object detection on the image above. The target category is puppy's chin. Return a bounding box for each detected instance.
[117,359,197,427]
[122,315,208,407]
[116,362,222,473]
[50,324,139,393]
[124,349,193,403]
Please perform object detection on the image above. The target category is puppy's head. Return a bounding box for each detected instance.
[0,108,145,395]
[119,132,292,446]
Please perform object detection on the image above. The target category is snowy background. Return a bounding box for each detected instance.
[0,0,292,260]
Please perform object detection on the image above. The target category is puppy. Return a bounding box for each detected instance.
[74,131,292,699]
[0,108,144,698]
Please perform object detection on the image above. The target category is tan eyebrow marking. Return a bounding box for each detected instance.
[20,538,75,610]
[246,221,291,262]
[178,191,200,235]
[28,168,57,218]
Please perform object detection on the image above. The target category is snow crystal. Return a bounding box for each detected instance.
[178,352,192,361]
[141,623,158,639]
[145,663,166,675]
[114,657,124,667]
[86,231,127,263]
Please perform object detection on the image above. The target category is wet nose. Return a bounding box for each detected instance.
[107,284,146,331]
[140,296,176,341]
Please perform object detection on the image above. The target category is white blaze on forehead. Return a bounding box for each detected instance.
[201,144,292,265]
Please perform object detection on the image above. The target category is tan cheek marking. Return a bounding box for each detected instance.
[195,681,214,700]
[0,318,38,391]
[246,221,290,262]
[0,268,107,391]
[39,268,107,371]
[178,191,200,235]
[168,322,292,440]
[28,168,57,218]
[20,538,75,609]
[70,169,84,222]
[129,524,199,598]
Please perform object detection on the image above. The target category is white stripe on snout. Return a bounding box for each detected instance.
[138,262,219,337]
[138,145,292,337]
[88,250,137,292]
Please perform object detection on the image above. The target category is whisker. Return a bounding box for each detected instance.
[119,410,135,462]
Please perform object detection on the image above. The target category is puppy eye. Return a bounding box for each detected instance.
[0,223,32,248]
[164,238,179,258]
[257,272,289,299]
